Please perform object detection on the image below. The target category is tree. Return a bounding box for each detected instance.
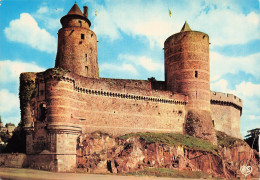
[3,123,26,153]
[0,132,11,143]
[244,128,259,152]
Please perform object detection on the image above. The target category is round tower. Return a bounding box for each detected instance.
[55,2,99,78]
[164,22,217,144]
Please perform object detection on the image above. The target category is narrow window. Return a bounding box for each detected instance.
[195,71,198,78]
[81,34,85,39]
[212,120,215,127]
[39,103,46,122]
[85,54,88,62]
[85,66,88,73]
[78,20,82,27]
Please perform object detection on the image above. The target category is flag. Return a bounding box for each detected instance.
[95,9,97,16]
[169,8,172,17]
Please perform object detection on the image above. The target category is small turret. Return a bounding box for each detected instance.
[55,2,99,78]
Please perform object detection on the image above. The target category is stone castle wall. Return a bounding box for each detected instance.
[210,91,242,139]
[43,70,187,135]
[23,70,243,142]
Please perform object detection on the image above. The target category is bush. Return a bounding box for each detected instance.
[3,124,26,153]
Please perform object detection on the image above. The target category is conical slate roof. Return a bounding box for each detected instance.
[180,21,191,32]
[67,2,83,16]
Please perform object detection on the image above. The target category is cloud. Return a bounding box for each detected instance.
[211,79,228,93]
[99,53,164,80]
[118,54,163,72]
[0,89,20,125]
[36,6,63,14]
[210,52,260,81]
[93,6,121,41]
[248,115,260,121]
[93,1,177,48]
[33,6,63,31]
[234,82,260,98]
[4,13,57,53]
[100,63,138,79]
[211,79,260,99]
[0,60,45,83]
[0,89,19,114]
[92,0,260,48]
[195,10,260,46]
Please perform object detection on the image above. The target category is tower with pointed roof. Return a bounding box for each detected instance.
[164,22,217,144]
[55,2,99,78]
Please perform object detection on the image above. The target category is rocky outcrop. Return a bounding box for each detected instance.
[76,132,259,179]
[219,143,259,178]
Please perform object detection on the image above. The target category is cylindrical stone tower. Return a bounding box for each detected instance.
[164,22,217,144]
[55,2,99,78]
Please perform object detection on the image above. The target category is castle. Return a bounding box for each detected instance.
[20,3,243,172]
[0,117,15,136]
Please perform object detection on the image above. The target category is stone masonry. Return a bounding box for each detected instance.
[20,2,243,172]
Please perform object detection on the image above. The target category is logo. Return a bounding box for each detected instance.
[240,165,252,177]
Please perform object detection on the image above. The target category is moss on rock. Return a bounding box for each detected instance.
[216,131,246,148]
[120,132,218,154]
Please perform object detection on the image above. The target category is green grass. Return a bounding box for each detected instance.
[126,168,213,179]
[216,131,246,148]
[120,132,218,155]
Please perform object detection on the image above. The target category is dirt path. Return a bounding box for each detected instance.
[0,167,197,180]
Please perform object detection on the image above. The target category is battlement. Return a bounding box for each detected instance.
[210,91,242,112]
[42,69,188,105]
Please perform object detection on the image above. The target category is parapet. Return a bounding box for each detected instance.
[210,91,243,112]
[42,68,188,105]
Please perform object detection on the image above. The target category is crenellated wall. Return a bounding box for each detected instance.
[210,91,242,139]
[43,70,187,136]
